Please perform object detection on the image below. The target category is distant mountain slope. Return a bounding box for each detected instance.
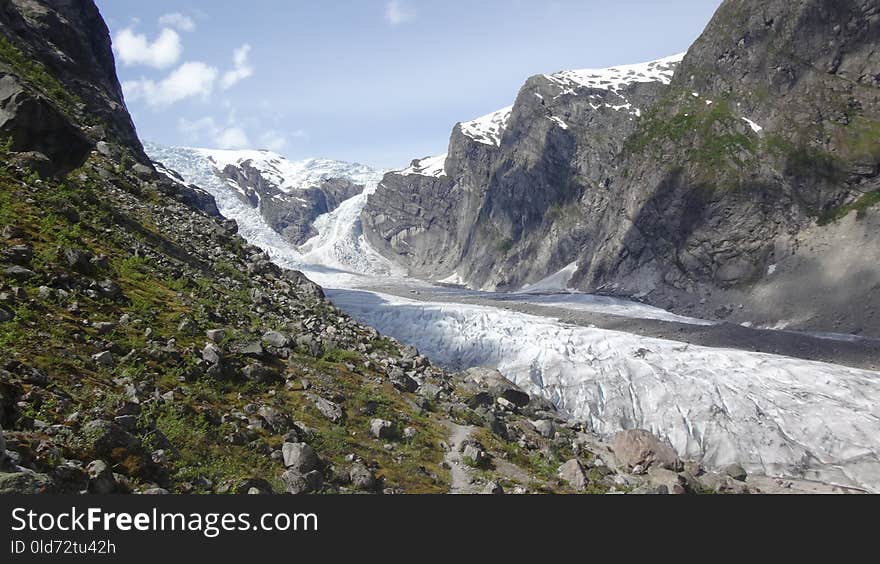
[572,0,880,335]
[362,54,681,291]
[147,144,384,246]
[363,0,880,336]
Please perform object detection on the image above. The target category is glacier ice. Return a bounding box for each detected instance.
[146,141,880,492]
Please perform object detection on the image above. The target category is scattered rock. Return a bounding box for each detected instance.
[557,459,589,491]
[725,463,748,482]
[611,429,681,471]
[370,419,396,440]
[282,442,319,473]
[349,462,376,491]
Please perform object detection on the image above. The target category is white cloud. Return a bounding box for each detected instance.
[221,44,254,90]
[179,116,252,150]
[178,116,219,142]
[259,131,288,152]
[385,0,415,25]
[114,27,182,69]
[123,61,218,107]
[216,127,250,149]
[158,13,196,32]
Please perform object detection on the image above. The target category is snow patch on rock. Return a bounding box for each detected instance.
[460,105,514,147]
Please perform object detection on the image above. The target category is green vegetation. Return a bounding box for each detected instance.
[818,190,880,226]
[0,155,452,494]
[627,95,759,187]
[0,36,83,119]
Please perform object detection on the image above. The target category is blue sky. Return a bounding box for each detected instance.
[96,0,722,169]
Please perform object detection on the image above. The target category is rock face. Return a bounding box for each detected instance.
[0,73,91,175]
[611,429,681,472]
[362,56,680,290]
[0,0,144,172]
[570,0,880,335]
[363,0,880,336]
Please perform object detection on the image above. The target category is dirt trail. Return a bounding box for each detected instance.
[444,421,480,494]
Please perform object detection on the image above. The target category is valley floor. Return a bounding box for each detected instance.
[362,283,880,372]
[148,144,880,493]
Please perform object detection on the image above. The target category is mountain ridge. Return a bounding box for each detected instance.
[361,0,880,337]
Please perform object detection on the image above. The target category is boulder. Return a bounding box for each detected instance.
[531,419,555,439]
[281,442,319,473]
[3,265,35,280]
[206,329,226,344]
[465,368,530,407]
[483,481,505,495]
[242,363,275,384]
[725,463,748,482]
[462,443,488,466]
[348,462,376,491]
[78,420,140,459]
[86,460,118,494]
[262,330,290,348]
[370,419,396,440]
[309,395,344,423]
[202,343,223,364]
[611,429,681,471]
[557,459,589,491]
[0,75,93,176]
[91,351,114,366]
[647,467,688,495]
[0,470,53,494]
[257,406,290,434]
[282,469,323,495]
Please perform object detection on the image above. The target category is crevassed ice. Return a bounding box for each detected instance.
[331,290,880,492]
[144,142,391,278]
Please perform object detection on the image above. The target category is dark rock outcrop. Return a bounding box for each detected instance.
[363,57,680,290]
[364,0,880,335]
[573,0,880,334]
[0,0,143,159]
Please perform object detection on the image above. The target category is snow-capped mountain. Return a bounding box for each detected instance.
[149,144,384,247]
[146,143,395,274]
[193,148,382,193]
[362,54,684,289]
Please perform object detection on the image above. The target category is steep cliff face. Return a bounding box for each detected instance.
[0,0,144,172]
[363,56,681,289]
[572,0,880,334]
[365,0,880,335]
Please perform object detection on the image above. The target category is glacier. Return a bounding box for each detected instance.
[146,141,880,492]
